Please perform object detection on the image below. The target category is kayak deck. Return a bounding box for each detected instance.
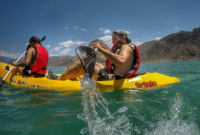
[0,62,181,91]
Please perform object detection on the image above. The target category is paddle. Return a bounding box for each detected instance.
[75,46,97,78]
[0,36,46,88]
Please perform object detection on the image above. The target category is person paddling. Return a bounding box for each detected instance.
[12,36,49,77]
[47,30,140,80]
[93,30,140,80]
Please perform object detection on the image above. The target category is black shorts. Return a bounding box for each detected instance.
[22,68,45,78]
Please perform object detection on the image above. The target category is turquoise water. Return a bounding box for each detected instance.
[1,60,200,135]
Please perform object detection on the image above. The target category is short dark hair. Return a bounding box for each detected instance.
[26,36,42,50]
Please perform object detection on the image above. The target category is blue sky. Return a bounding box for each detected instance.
[0,0,200,58]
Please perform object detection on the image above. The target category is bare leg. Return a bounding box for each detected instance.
[93,62,104,80]
[11,66,24,75]
[58,60,84,80]
[57,61,104,81]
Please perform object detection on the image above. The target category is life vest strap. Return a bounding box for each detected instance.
[31,67,46,74]
[106,43,140,78]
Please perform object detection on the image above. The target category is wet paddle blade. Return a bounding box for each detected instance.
[75,46,96,78]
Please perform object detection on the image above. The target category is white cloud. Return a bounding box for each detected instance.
[45,45,51,48]
[72,26,87,32]
[104,29,111,35]
[81,28,88,32]
[58,40,88,48]
[50,40,88,56]
[99,27,104,31]
[125,30,130,34]
[59,40,74,47]
[133,41,143,45]
[155,37,162,40]
[59,48,71,55]
[174,27,178,30]
[65,27,69,30]
[75,41,88,45]
[53,46,61,51]
[49,53,59,57]
[99,35,112,42]
[132,39,143,46]
[99,35,112,48]
[99,28,111,35]
[73,25,79,30]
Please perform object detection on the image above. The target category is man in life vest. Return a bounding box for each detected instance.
[47,30,140,80]
[93,30,140,80]
[12,36,49,77]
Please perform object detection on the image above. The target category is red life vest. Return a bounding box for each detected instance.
[106,43,140,78]
[31,44,49,74]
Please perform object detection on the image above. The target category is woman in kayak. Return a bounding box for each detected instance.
[12,36,49,77]
[47,30,140,80]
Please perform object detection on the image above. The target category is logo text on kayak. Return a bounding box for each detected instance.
[135,81,157,88]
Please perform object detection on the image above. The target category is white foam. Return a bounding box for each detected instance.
[78,73,132,135]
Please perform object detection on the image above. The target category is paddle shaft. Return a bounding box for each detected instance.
[2,51,27,81]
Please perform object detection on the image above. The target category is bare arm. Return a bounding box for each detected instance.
[94,42,133,67]
[12,47,35,67]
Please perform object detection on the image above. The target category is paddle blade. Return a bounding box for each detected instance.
[41,36,46,42]
[75,46,96,78]
[0,80,4,89]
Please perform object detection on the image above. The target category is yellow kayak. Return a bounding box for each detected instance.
[0,62,181,91]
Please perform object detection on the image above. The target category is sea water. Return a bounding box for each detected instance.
[0,60,200,135]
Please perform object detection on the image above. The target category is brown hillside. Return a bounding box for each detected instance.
[138,27,200,62]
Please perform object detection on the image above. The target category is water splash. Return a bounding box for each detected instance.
[78,73,132,135]
[145,96,199,135]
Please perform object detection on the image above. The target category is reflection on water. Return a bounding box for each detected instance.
[0,86,57,108]
[78,73,132,135]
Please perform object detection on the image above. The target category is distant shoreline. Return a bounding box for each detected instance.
[140,58,200,64]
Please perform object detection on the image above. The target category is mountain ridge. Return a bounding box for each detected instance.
[138,27,200,63]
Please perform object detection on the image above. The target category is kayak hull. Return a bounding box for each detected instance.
[0,62,181,91]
